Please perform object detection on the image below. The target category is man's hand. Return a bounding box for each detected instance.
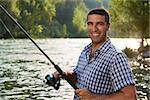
[53,71,77,84]
[53,71,62,80]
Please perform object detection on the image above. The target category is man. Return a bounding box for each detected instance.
[53,8,137,100]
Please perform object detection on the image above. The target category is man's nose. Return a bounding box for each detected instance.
[92,24,98,32]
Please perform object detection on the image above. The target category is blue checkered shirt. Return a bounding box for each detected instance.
[73,38,135,100]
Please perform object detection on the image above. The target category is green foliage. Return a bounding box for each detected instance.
[48,20,66,38]
[109,0,149,38]
[84,0,102,9]
[62,24,68,38]
[18,0,56,37]
[122,47,138,59]
[73,1,88,33]
[54,0,82,37]
[0,0,56,38]
[0,0,109,38]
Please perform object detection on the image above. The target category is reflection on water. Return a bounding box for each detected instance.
[0,38,149,100]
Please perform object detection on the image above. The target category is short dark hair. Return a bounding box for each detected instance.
[87,8,110,24]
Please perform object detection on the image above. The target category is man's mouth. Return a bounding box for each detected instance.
[92,33,99,37]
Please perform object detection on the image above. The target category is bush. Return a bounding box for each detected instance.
[122,47,138,59]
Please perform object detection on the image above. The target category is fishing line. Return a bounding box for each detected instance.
[0,5,78,90]
[0,18,15,39]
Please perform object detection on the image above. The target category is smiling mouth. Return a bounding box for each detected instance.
[92,33,99,37]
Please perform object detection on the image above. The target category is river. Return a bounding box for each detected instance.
[0,38,149,100]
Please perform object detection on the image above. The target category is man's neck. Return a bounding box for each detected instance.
[90,38,107,59]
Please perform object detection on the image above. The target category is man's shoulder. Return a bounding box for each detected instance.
[106,41,128,59]
[82,43,92,52]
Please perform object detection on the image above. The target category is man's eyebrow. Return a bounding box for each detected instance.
[97,21,104,24]
[87,21,92,24]
[87,21,104,24]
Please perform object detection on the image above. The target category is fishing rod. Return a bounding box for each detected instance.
[0,5,78,90]
[0,10,61,90]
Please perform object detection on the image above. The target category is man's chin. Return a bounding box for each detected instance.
[92,39,101,43]
[91,38,106,45]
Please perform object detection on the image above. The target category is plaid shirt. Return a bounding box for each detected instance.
[73,38,135,100]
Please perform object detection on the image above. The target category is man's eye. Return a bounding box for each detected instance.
[97,22,104,25]
[87,22,92,25]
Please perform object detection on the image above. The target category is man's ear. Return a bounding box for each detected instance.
[107,23,110,31]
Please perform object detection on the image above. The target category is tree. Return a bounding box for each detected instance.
[72,0,88,37]
[109,0,149,40]
[0,0,22,38]
[0,0,56,38]
[54,0,79,37]
[18,0,56,37]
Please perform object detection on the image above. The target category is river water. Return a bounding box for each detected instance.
[0,38,149,100]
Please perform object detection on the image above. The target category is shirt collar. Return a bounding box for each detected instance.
[97,37,111,53]
[83,37,111,54]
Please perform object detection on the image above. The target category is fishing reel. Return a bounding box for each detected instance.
[45,74,60,90]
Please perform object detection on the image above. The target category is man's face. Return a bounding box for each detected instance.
[87,14,109,44]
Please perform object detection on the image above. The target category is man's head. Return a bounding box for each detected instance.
[87,8,110,45]
[87,8,110,24]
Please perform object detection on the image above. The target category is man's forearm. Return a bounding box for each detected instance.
[94,91,136,100]
[93,85,137,100]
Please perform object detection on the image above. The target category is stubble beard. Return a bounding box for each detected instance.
[89,32,107,45]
